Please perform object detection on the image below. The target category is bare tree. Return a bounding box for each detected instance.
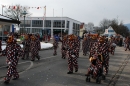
[99,18,111,31]
[87,22,94,31]
[4,4,32,21]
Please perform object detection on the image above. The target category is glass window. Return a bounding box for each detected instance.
[108,30,114,32]
[45,20,51,27]
[67,21,69,28]
[32,20,43,27]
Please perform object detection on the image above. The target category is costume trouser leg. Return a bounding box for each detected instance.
[31,53,35,60]
[4,65,19,82]
[125,44,129,51]
[104,60,109,74]
[23,51,29,59]
[73,57,78,71]
[36,51,40,59]
[54,48,57,55]
[25,51,29,59]
[83,48,87,55]
[13,67,19,79]
[68,57,73,72]
[86,66,93,76]
[62,50,66,58]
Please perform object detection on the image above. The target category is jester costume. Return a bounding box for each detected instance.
[2,36,23,84]
[21,34,30,60]
[66,34,78,74]
[30,35,40,61]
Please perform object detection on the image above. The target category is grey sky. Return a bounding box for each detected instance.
[1,0,130,26]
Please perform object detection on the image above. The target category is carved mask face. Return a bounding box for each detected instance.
[25,34,29,40]
[98,37,104,43]
[7,36,13,44]
[31,35,35,41]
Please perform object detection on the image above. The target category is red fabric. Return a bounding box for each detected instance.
[37,7,39,9]
[13,6,16,9]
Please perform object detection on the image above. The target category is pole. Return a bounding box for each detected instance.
[2,25,3,42]
[44,6,47,42]
[24,15,25,33]
[61,8,63,40]
[2,5,3,15]
[53,9,54,17]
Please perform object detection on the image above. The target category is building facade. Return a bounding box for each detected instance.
[103,26,116,37]
[19,17,82,37]
[0,14,20,41]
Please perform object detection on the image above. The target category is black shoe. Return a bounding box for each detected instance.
[12,77,19,80]
[67,71,73,74]
[31,59,35,61]
[21,58,24,60]
[75,70,78,72]
[6,66,9,68]
[26,58,29,60]
[4,81,9,84]
[37,57,40,60]
[85,74,88,76]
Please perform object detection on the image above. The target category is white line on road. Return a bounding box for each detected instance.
[0,55,58,82]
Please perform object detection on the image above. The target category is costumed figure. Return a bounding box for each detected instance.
[35,34,41,58]
[74,36,80,58]
[82,37,89,56]
[53,36,59,55]
[86,54,103,83]
[66,34,78,74]
[1,36,23,84]
[0,40,2,53]
[61,35,68,59]
[21,34,30,60]
[30,34,40,61]
[125,36,130,51]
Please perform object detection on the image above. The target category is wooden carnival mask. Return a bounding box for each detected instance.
[83,37,87,41]
[98,37,104,43]
[7,36,14,43]
[31,35,36,41]
[24,34,29,40]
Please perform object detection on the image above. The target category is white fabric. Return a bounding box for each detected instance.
[2,42,53,50]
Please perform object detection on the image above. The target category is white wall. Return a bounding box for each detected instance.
[19,17,82,35]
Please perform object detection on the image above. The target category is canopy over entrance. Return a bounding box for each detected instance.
[0,14,20,25]
[0,14,21,41]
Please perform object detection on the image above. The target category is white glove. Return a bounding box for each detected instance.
[72,55,75,58]
[8,62,12,65]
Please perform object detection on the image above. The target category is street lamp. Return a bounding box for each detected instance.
[22,11,27,34]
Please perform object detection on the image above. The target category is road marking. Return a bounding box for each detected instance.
[107,54,130,86]
[0,55,59,82]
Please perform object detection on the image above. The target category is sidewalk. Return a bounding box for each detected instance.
[115,47,130,86]
[107,46,130,86]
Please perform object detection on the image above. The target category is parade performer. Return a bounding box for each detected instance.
[35,34,41,58]
[30,34,40,61]
[53,36,58,55]
[0,40,2,53]
[98,36,110,75]
[21,34,30,60]
[61,35,68,59]
[125,36,130,51]
[66,35,78,74]
[75,36,80,58]
[82,37,89,56]
[1,36,23,84]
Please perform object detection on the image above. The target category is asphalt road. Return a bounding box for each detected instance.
[0,44,130,86]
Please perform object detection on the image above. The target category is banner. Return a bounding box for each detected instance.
[1,5,45,10]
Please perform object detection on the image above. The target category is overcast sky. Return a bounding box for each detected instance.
[1,0,130,26]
